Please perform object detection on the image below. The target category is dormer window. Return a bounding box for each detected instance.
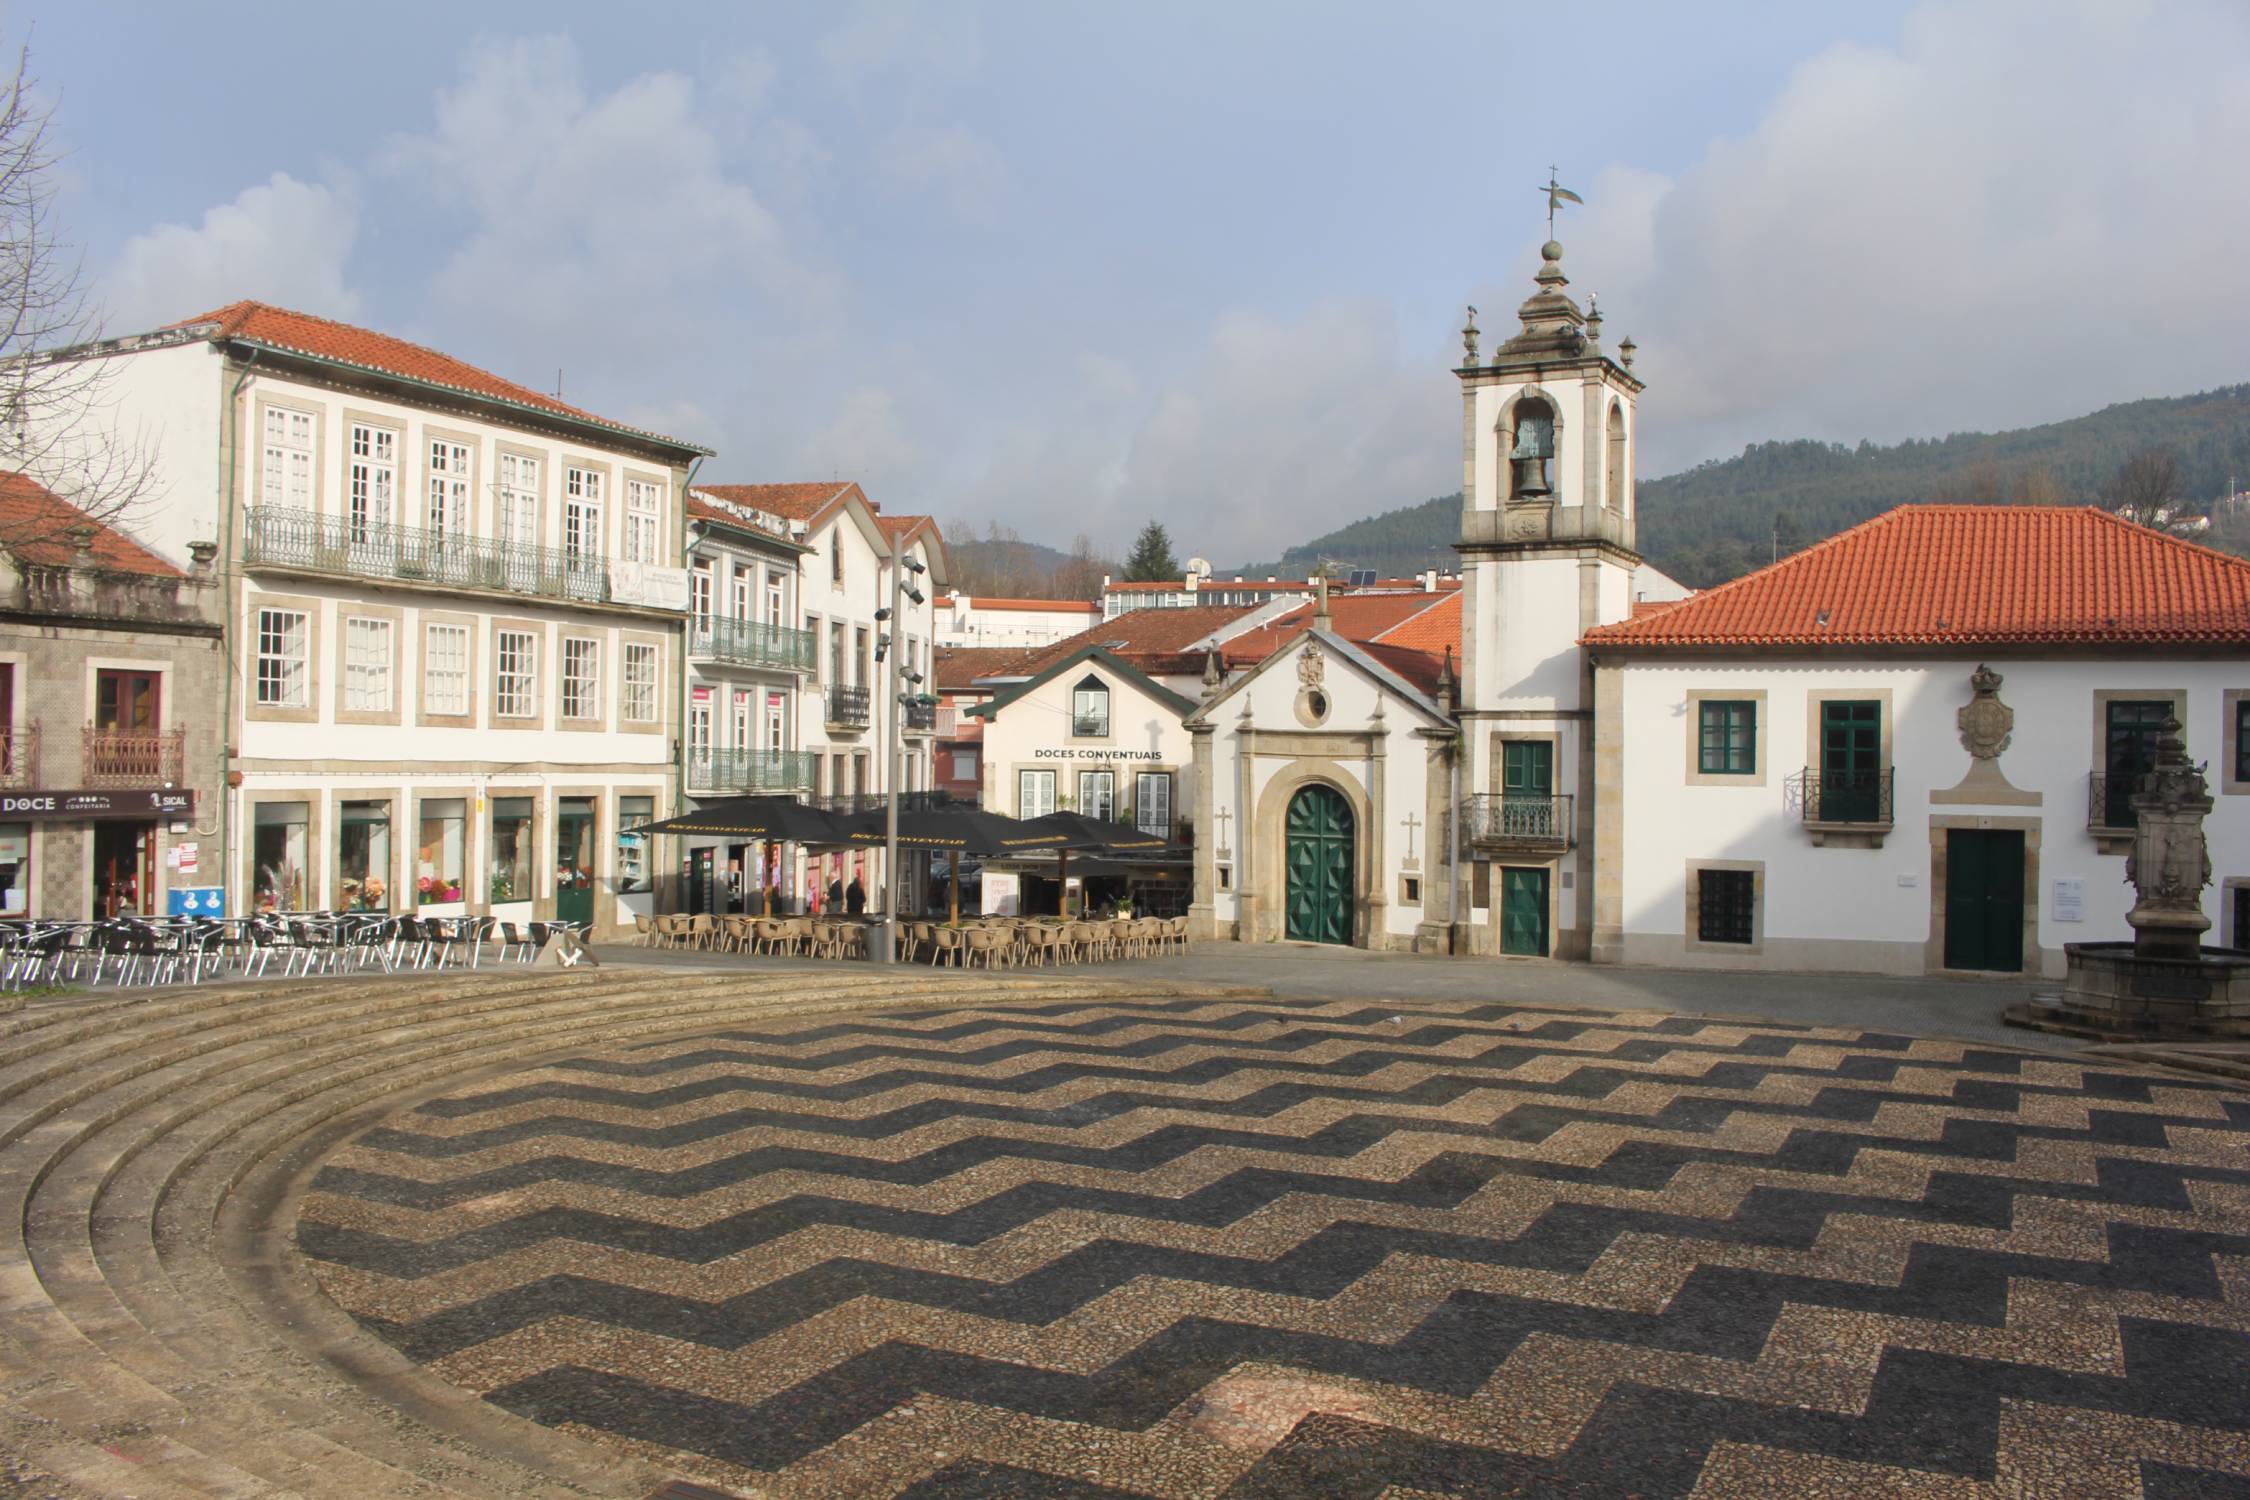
[1508,397,1556,500]
[1072,675,1110,737]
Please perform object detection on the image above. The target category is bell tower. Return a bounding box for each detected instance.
[1450,213,1644,960]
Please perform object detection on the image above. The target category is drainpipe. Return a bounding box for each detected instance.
[216,349,260,917]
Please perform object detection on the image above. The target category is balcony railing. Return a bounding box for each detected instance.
[817,790,967,815]
[688,616,817,672]
[2088,772,2141,832]
[0,724,37,787]
[827,685,872,728]
[1072,715,1110,737]
[83,727,186,788]
[1459,793,1574,850]
[1787,766,1894,826]
[904,699,937,731]
[243,505,617,606]
[686,748,817,796]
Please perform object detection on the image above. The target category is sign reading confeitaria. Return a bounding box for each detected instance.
[0,790,197,821]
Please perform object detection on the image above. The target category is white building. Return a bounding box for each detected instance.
[46,301,702,936]
[935,593,1101,648]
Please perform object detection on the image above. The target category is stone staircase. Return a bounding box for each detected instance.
[0,961,1229,1498]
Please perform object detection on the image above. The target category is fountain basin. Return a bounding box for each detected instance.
[2007,942,2250,1040]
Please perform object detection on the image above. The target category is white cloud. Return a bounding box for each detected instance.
[1564,0,2250,472]
[878,123,1007,223]
[820,2,982,91]
[103,172,359,331]
[797,385,920,495]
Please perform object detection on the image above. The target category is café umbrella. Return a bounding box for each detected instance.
[834,806,1071,922]
[1021,811,1182,917]
[625,796,854,914]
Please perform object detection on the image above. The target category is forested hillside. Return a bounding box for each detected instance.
[1229,385,2250,586]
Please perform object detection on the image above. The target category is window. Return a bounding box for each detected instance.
[1604,402,1627,513]
[255,608,308,707]
[423,623,469,716]
[0,822,25,917]
[498,452,540,545]
[343,617,393,712]
[2103,699,2173,829]
[1018,769,1056,819]
[730,565,752,621]
[95,669,160,733]
[689,694,713,757]
[1697,868,1757,945]
[489,797,534,904]
[829,622,846,685]
[624,478,661,563]
[766,692,786,753]
[1072,675,1111,737]
[731,687,752,748]
[854,627,869,686]
[1818,700,1884,822]
[1077,770,1115,820]
[2238,699,2250,785]
[1697,700,1757,775]
[338,801,391,912]
[564,466,604,559]
[622,643,658,723]
[251,802,308,913]
[690,563,713,625]
[561,637,600,720]
[767,575,786,627]
[618,795,655,892]
[415,798,465,905]
[831,539,844,585]
[1135,772,1172,836]
[495,630,537,718]
[428,439,471,536]
[955,748,979,779]
[348,423,396,536]
[1506,397,1556,500]
[261,407,312,508]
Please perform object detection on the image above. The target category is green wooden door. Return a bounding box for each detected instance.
[1500,741,1555,840]
[2103,700,2170,828]
[1284,784,1354,944]
[1500,867,1549,956]
[555,797,596,926]
[1944,829,2024,972]
[1819,701,1882,821]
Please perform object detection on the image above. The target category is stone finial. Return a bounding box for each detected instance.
[1584,295,1602,348]
[1200,647,1221,699]
[64,523,97,560]
[1535,239,1568,288]
[1461,305,1479,363]
[1435,646,1458,715]
[187,540,218,576]
[1618,336,1637,370]
[1312,574,1332,631]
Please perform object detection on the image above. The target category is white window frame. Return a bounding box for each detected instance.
[561,636,600,721]
[1077,769,1116,821]
[428,438,471,537]
[495,630,538,719]
[423,623,469,716]
[1135,771,1172,836]
[690,563,713,626]
[498,452,540,547]
[730,565,751,621]
[765,691,786,753]
[1072,677,1111,737]
[255,608,309,707]
[766,574,786,628]
[689,696,713,754]
[622,642,658,723]
[624,477,662,563]
[343,616,394,713]
[565,466,605,561]
[1018,769,1057,819]
[348,422,397,536]
[261,407,313,509]
[731,687,753,748]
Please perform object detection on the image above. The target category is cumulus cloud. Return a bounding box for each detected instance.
[385,36,837,364]
[1564,0,2250,472]
[103,172,359,331]
[797,385,921,494]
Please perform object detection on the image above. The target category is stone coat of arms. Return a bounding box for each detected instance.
[1957,664,2013,760]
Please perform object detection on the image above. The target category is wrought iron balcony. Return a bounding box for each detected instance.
[1071,715,1110,737]
[827,685,872,728]
[0,724,37,788]
[242,505,625,607]
[904,699,937,732]
[687,616,817,672]
[83,727,186,788]
[2088,772,2140,833]
[1787,767,1894,827]
[1459,793,1574,851]
[685,748,816,796]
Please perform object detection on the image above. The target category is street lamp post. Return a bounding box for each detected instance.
[876,551,927,964]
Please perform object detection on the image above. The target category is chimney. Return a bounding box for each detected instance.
[1421,568,1436,592]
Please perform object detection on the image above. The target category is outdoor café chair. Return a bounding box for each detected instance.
[962,927,1006,969]
[927,926,963,967]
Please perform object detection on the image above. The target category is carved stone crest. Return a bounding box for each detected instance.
[1297,638,1325,688]
[1956,663,2013,761]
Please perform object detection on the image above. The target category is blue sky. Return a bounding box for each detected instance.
[22,0,2250,560]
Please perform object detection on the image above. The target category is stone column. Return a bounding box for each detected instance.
[1187,723,1218,942]
[1363,721,1387,949]
[1590,662,1626,963]
[1415,729,1455,954]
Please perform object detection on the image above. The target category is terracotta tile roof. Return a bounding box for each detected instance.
[693,483,866,524]
[1105,576,1459,595]
[935,645,1041,692]
[944,595,1100,614]
[1019,604,1258,675]
[1584,504,2250,650]
[176,301,703,452]
[875,513,943,550]
[1374,590,1463,654]
[1360,641,1449,696]
[1221,593,1448,661]
[0,474,182,577]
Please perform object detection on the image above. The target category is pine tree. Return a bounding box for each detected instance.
[1121,520,1179,582]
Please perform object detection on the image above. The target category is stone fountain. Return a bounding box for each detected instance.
[2011,716,2250,1037]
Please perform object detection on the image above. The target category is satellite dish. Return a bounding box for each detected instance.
[1186,556,1212,578]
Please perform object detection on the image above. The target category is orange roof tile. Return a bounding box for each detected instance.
[177,301,702,451]
[875,513,944,550]
[1218,592,1447,662]
[1019,604,1258,675]
[1374,590,1463,654]
[935,644,1042,692]
[1360,642,1450,697]
[0,474,182,577]
[694,482,866,524]
[945,595,1101,614]
[1585,505,2250,650]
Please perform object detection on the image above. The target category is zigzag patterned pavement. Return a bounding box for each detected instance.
[293,992,2250,1498]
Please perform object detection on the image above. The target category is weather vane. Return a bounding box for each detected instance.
[1541,166,1583,238]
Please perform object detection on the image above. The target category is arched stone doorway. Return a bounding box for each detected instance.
[1284,783,1355,943]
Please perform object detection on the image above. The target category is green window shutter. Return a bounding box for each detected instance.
[1501,741,1553,796]
[2236,700,2250,785]
[1698,700,1757,775]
